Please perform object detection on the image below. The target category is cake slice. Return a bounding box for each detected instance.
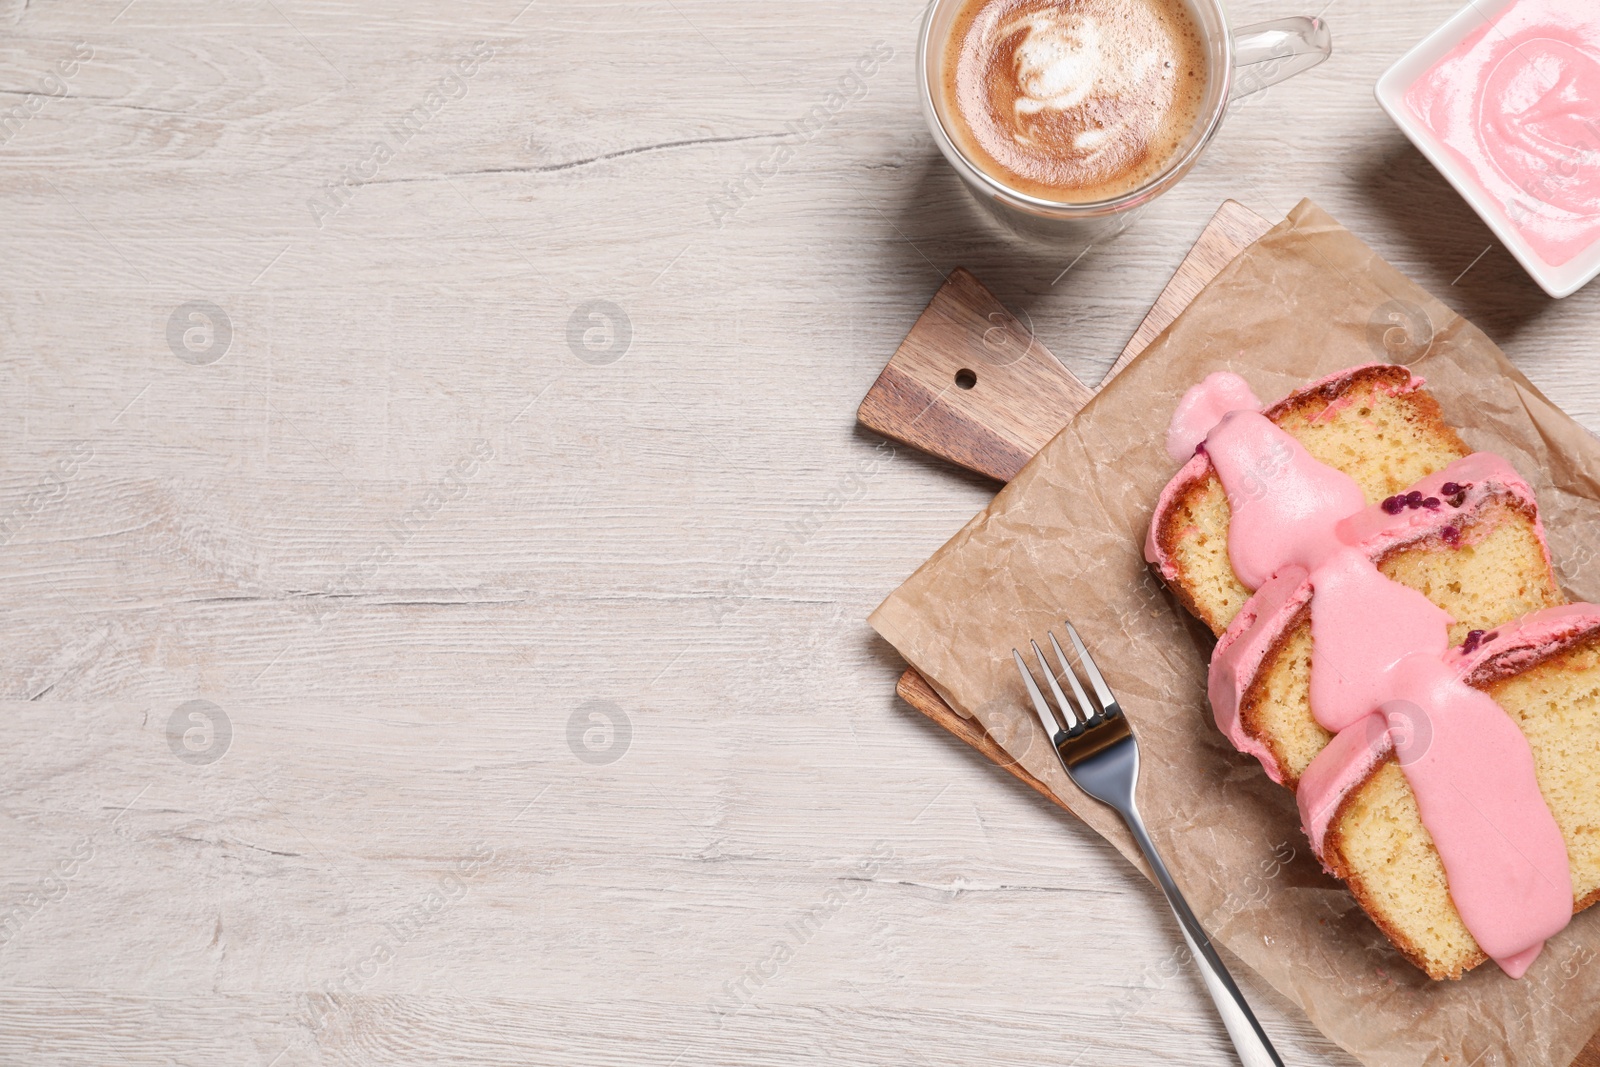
[1209,453,1564,787]
[1299,605,1600,979]
[1146,363,1469,634]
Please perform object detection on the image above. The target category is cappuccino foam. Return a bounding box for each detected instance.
[942,0,1207,202]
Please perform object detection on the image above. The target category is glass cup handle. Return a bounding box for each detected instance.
[1231,17,1332,100]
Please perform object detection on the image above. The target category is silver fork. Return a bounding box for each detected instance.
[1013,622,1284,1067]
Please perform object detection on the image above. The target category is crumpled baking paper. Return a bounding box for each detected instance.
[869,199,1600,1067]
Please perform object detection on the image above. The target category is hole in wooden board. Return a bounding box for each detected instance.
[954,368,977,390]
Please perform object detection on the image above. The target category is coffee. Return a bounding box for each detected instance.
[940,0,1208,202]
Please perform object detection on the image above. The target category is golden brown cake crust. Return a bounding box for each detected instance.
[1321,624,1600,981]
[1322,756,1489,981]
[1237,603,1311,786]
[1154,524,1224,629]
[1466,620,1600,688]
[1150,469,1235,633]
[1260,363,1441,426]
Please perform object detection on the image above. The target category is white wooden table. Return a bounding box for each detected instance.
[2,1,1597,1064]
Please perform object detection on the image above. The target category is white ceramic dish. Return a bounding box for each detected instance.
[1375,0,1600,299]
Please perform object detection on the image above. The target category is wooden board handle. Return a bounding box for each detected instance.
[856,268,1093,482]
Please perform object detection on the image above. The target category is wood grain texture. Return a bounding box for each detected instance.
[857,268,1093,481]
[896,668,1069,814]
[858,202,1269,483]
[3,0,1600,1065]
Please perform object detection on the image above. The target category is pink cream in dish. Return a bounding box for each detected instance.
[1166,371,1573,978]
[1404,0,1600,267]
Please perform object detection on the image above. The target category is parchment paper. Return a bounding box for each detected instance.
[869,200,1600,1067]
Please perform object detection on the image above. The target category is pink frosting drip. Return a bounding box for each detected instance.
[1166,371,1261,463]
[1308,546,1453,732]
[1209,452,1549,784]
[1405,0,1600,267]
[1176,371,1571,978]
[1208,568,1312,785]
[1206,410,1367,589]
[1297,711,1391,857]
[1144,363,1422,581]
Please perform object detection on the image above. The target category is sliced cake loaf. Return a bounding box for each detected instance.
[1210,453,1563,787]
[1147,365,1588,980]
[1146,363,1469,634]
[1300,605,1600,979]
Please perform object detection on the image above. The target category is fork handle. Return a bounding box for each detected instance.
[1121,808,1285,1067]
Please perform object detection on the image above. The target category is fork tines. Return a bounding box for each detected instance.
[1011,621,1123,742]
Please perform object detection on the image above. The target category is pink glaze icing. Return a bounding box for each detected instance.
[1296,602,1600,967]
[1175,371,1571,977]
[1144,364,1424,582]
[1449,602,1600,681]
[1205,410,1367,589]
[1296,710,1391,857]
[1377,656,1569,976]
[1166,371,1261,463]
[1208,569,1312,784]
[1209,452,1550,784]
[1144,449,1211,581]
[1308,546,1453,732]
[1405,0,1600,267]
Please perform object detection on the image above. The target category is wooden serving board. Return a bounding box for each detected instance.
[858,199,1272,773]
[857,200,1600,1066]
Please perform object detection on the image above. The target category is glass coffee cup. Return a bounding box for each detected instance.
[919,0,1332,242]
